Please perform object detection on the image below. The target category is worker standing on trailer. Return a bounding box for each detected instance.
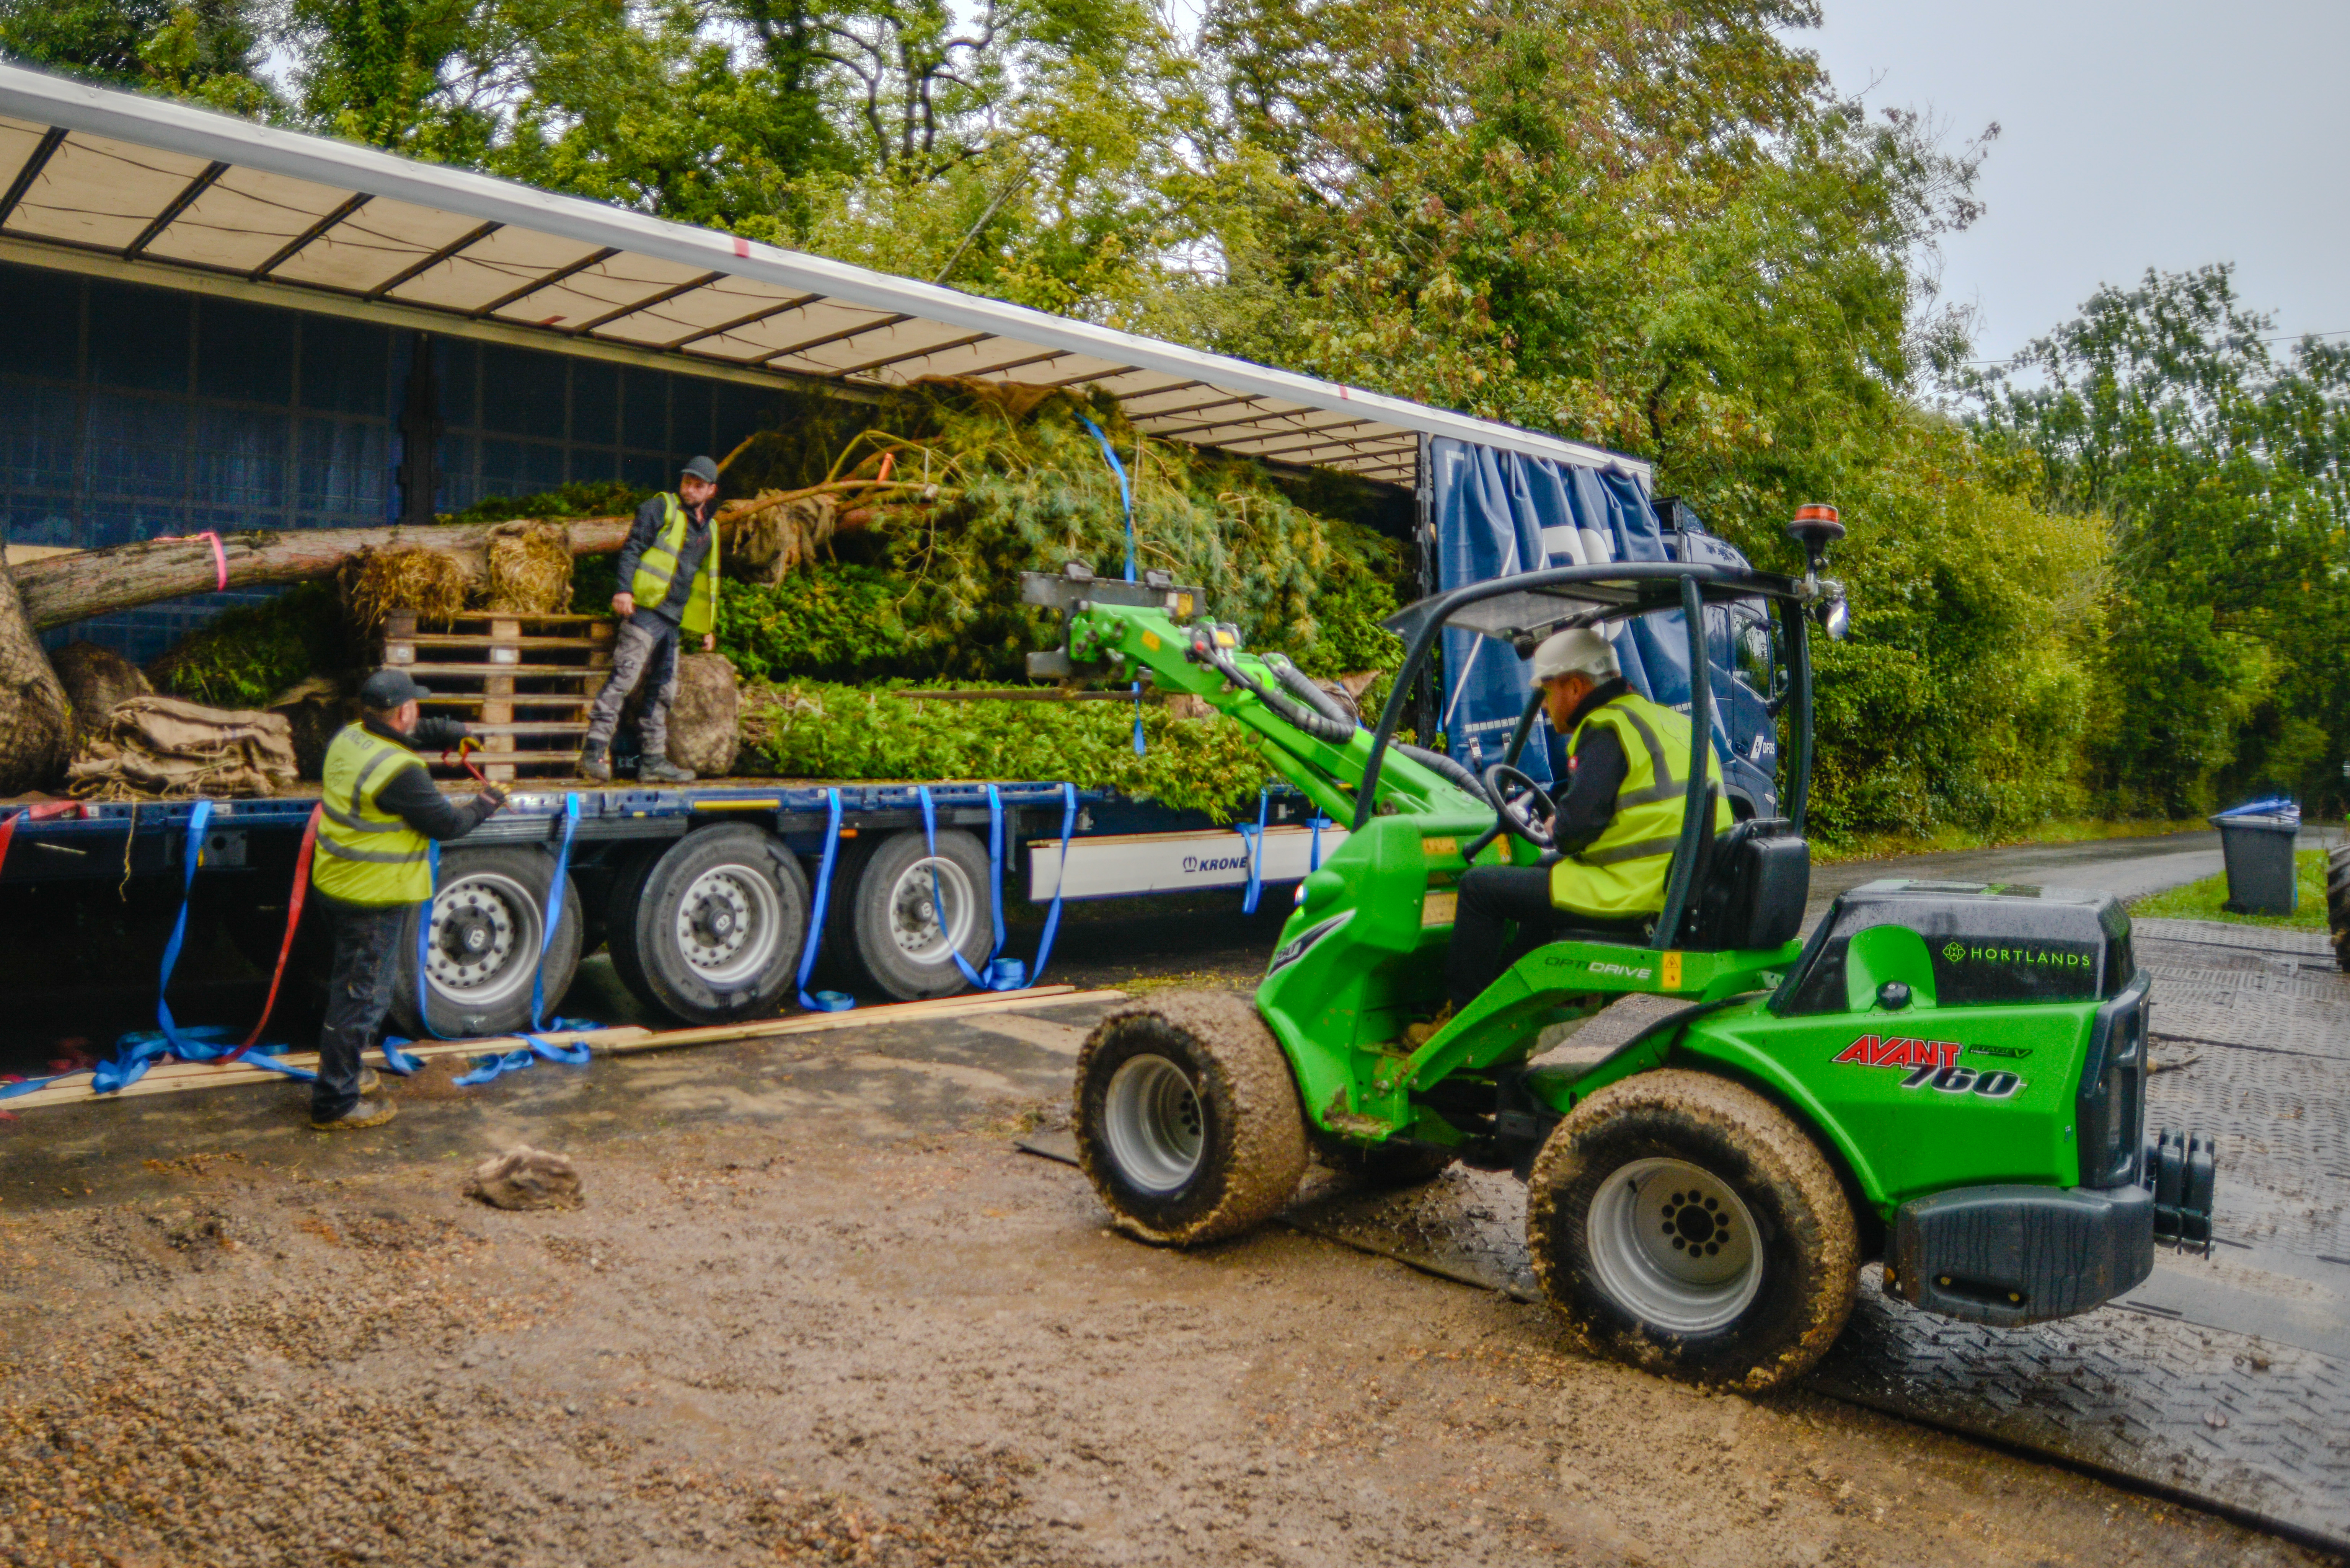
[1435,627,1733,1019]
[579,454,722,784]
[308,669,509,1130]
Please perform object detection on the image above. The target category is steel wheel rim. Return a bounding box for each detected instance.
[425,870,542,1007]
[673,864,781,984]
[1101,1054,1205,1195]
[1586,1156,1763,1333]
[889,856,974,964]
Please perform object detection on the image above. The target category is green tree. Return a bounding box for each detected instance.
[1,0,275,112]
[1971,266,2350,815]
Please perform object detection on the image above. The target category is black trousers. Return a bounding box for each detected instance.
[1444,865,1562,1009]
[313,893,410,1119]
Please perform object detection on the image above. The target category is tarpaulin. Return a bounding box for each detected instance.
[1429,437,1727,787]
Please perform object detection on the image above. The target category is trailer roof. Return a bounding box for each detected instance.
[0,63,1650,490]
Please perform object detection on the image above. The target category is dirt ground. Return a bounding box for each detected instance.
[0,1016,2334,1568]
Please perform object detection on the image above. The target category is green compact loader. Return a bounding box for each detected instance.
[1034,507,2213,1391]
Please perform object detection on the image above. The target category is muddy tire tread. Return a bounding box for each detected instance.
[1074,989,1309,1247]
[1526,1068,1858,1392]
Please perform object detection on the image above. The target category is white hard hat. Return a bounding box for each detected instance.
[1531,626,1619,684]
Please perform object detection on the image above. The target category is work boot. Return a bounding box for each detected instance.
[357,1066,380,1095]
[1402,1005,1456,1049]
[311,1096,397,1131]
[639,758,696,784]
[578,741,612,782]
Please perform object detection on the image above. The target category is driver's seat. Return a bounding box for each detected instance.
[1672,810,1810,952]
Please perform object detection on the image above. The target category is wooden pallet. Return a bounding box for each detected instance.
[378,611,615,781]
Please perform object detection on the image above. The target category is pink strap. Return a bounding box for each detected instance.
[155,530,229,591]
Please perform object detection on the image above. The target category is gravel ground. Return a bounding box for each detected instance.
[2,1094,2336,1568]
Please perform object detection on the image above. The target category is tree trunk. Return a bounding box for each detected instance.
[10,481,917,631]
[11,516,639,631]
[0,563,72,793]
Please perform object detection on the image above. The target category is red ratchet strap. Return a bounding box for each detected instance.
[0,800,82,873]
[445,735,489,785]
[154,530,230,592]
[235,804,321,1055]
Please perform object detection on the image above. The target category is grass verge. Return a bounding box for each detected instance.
[1812,818,2206,867]
[2126,849,2329,931]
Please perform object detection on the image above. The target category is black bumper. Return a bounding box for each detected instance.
[1884,1183,2155,1327]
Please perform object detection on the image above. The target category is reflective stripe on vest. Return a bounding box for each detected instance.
[629,492,720,636]
[311,725,434,905]
[1550,691,1733,918]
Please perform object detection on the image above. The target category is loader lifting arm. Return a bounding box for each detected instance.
[1018,566,1486,828]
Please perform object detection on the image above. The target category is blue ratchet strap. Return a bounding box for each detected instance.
[1237,787,1272,914]
[1025,784,1080,985]
[1309,813,1328,872]
[94,803,317,1093]
[455,793,599,1083]
[1078,414,1147,757]
[794,788,855,1012]
[917,785,1022,990]
[414,839,454,1040]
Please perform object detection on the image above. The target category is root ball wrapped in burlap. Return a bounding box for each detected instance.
[49,640,153,745]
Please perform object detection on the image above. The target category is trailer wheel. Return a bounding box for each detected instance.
[1526,1069,1857,1392]
[608,825,811,1024]
[390,846,584,1039]
[836,828,995,1001]
[1074,990,1309,1247]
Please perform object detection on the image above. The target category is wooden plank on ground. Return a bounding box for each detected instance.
[0,986,1120,1112]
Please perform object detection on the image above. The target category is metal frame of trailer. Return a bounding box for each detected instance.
[0,781,1340,1051]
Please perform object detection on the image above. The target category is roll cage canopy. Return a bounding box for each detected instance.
[1363,560,1819,947]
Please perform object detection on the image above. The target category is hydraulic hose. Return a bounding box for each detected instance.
[1202,640,1357,746]
[1263,654,1361,734]
[1396,742,1484,802]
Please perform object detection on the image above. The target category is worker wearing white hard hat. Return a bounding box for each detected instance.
[1434,625,1732,1019]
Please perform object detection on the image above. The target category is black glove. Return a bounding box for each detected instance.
[475,782,510,811]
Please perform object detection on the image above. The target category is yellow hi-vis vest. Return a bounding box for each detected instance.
[311,724,434,906]
[1550,690,1735,919]
[628,492,719,636]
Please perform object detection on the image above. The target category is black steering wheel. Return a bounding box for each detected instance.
[1480,764,1556,851]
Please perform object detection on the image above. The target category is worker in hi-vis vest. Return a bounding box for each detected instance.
[1434,626,1733,1023]
[580,454,722,784]
[308,668,509,1129]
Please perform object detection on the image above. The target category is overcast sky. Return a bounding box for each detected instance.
[1803,1,2350,365]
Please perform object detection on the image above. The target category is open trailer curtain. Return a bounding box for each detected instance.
[1428,437,1723,788]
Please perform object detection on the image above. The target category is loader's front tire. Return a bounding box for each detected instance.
[1075,991,1310,1247]
[1527,1070,1857,1392]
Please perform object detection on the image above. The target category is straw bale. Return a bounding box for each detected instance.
[341,543,474,629]
[484,520,574,613]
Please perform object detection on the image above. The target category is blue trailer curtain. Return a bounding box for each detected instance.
[1429,437,1721,787]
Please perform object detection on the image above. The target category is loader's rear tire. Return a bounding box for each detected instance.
[1527,1069,1857,1392]
[1075,990,1310,1247]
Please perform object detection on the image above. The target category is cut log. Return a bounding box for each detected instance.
[10,478,931,631]
[0,563,72,792]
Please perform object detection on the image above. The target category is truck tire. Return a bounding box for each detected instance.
[835,828,995,1001]
[1526,1069,1857,1392]
[390,846,585,1040]
[1074,990,1310,1247]
[607,825,811,1025]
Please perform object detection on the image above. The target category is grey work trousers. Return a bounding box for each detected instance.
[313,893,409,1120]
[582,616,680,760]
